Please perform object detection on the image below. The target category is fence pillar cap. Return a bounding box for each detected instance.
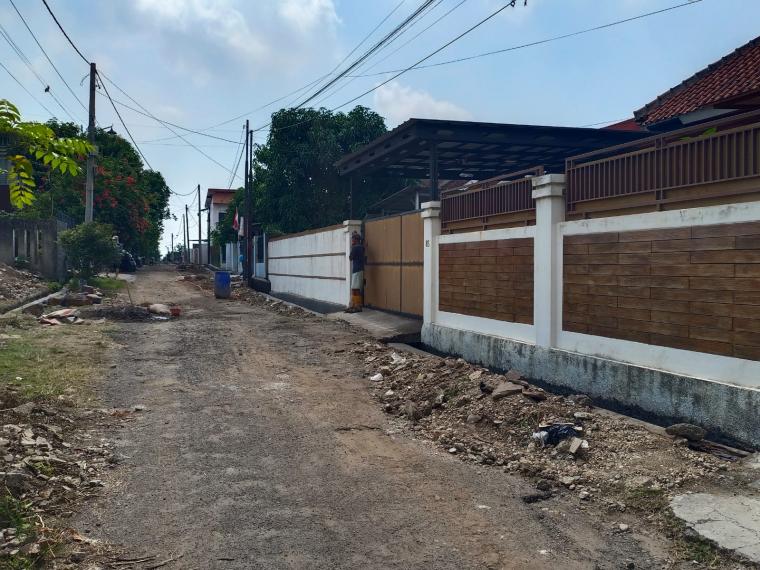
[531,173,565,200]
[343,220,362,232]
[421,201,441,219]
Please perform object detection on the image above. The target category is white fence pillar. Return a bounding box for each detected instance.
[532,174,566,348]
[343,219,362,306]
[422,201,442,325]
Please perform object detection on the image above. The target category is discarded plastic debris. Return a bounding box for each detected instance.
[532,423,578,446]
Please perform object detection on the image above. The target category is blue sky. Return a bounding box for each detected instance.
[2,0,759,252]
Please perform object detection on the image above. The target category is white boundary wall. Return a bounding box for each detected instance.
[422,179,760,391]
[557,201,760,390]
[267,221,360,307]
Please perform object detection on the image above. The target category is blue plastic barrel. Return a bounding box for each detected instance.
[214,271,231,299]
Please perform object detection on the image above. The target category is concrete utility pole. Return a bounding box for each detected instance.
[84,62,96,223]
[197,184,201,265]
[185,205,190,264]
[170,233,174,262]
[244,119,251,282]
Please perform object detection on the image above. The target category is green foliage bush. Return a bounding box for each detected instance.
[60,222,120,278]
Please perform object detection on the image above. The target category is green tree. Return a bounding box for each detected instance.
[59,222,120,278]
[253,106,400,234]
[22,120,171,259]
[0,99,92,208]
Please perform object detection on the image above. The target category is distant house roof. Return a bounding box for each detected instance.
[635,36,760,127]
[603,118,646,132]
[205,188,236,208]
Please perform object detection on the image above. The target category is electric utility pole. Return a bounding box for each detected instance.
[197,184,201,265]
[244,119,251,282]
[170,233,174,263]
[185,205,190,264]
[84,62,96,223]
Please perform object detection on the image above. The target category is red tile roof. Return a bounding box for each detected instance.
[635,36,760,126]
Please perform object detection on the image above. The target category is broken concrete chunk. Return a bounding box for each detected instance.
[148,303,172,316]
[369,373,383,382]
[568,437,589,455]
[665,423,706,442]
[504,369,524,383]
[468,370,483,381]
[491,381,523,400]
[522,388,546,401]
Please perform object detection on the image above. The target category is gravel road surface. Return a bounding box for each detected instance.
[77,266,668,569]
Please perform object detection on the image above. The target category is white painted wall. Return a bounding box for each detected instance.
[423,183,760,390]
[268,225,349,306]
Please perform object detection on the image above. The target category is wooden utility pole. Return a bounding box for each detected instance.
[84,62,96,223]
[243,119,251,282]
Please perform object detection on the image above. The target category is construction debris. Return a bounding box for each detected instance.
[348,340,742,512]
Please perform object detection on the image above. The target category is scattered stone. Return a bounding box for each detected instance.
[665,423,706,442]
[504,369,524,383]
[573,411,593,420]
[579,490,591,500]
[133,405,146,412]
[522,491,552,503]
[369,373,383,382]
[448,447,457,454]
[468,370,483,381]
[568,394,592,407]
[491,382,523,400]
[522,388,546,401]
[465,414,482,424]
[617,523,629,532]
[560,476,579,487]
[568,437,589,455]
[403,401,421,422]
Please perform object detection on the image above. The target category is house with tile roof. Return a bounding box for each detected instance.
[634,35,760,131]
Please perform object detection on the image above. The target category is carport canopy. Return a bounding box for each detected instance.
[336,118,648,199]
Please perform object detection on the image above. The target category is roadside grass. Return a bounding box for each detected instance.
[0,493,38,569]
[0,315,109,402]
[624,486,729,568]
[89,276,125,294]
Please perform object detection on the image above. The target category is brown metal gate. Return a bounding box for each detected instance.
[363,211,423,317]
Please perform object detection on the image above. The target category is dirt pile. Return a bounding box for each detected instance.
[0,397,121,567]
[355,342,741,509]
[0,264,47,306]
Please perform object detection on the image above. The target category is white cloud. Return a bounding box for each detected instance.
[132,0,340,82]
[373,81,472,127]
[278,0,340,33]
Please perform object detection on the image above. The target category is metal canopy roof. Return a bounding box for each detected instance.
[336,118,649,179]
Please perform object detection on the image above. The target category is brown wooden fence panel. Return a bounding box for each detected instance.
[364,212,423,317]
[562,222,760,360]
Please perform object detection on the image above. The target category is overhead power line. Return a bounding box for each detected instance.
[140,0,411,145]
[294,0,437,109]
[0,59,56,116]
[8,0,88,113]
[350,0,704,77]
[96,72,154,170]
[98,73,243,181]
[41,0,90,64]
[226,125,247,190]
[0,22,79,122]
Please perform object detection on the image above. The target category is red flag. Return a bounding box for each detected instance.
[232,208,239,231]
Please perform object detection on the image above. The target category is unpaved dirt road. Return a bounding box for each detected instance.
[78,266,668,569]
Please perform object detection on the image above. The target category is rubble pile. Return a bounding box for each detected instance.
[234,287,316,319]
[0,264,47,306]
[0,399,119,566]
[356,341,737,506]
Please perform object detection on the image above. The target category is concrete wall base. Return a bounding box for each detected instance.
[423,323,760,449]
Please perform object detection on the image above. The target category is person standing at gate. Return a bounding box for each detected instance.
[347,231,365,313]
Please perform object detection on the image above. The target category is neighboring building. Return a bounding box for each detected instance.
[633,35,760,130]
[205,188,236,267]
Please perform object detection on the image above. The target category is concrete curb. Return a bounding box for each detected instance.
[0,286,60,316]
